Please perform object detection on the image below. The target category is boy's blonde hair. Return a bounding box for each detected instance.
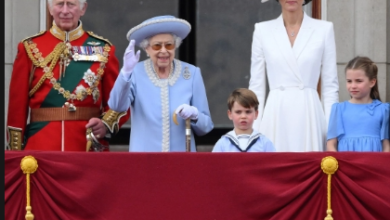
[227,88,259,111]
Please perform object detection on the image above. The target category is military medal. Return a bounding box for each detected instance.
[72,45,106,62]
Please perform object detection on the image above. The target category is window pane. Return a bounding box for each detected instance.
[196,0,280,126]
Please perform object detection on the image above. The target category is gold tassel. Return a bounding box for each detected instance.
[62,42,71,79]
[59,54,63,81]
[20,156,38,220]
[321,156,339,220]
[63,57,67,78]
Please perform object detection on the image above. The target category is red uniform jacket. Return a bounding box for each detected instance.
[7,22,129,151]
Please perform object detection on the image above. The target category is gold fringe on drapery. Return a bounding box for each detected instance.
[321,156,339,220]
[20,156,38,220]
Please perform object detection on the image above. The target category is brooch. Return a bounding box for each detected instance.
[183,66,191,80]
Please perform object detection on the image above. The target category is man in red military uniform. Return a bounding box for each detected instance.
[6,0,129,151]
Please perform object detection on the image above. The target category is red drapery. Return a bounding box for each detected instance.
[5,151,390,220]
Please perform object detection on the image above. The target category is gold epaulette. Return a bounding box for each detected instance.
[101,109,127,134]
[87,31,113,46]
[20,30,46,43]
[7,126,23,150]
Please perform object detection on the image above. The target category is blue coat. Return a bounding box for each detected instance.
[108,59,214,152]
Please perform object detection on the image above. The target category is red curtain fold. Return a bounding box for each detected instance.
[4,151,390,220]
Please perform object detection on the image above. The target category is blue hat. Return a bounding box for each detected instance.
[126,15,192,44]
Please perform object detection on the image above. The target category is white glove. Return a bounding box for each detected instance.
[121,39,141,79]
[175,104,199,120]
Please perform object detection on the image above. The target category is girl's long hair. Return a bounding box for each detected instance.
[345,56,381,101]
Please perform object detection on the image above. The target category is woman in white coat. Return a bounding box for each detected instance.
[249,0,339,152]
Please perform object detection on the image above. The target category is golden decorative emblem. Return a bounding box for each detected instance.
[20,156,38,174]
[321,156,338,175]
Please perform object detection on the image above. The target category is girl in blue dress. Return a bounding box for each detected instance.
[327,56,390,152]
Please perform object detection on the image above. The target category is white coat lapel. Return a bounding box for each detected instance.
[271,15,301,81]
[293,12,314,60]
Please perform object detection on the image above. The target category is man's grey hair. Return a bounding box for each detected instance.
[47,0,87,10]
[139,34,182,51]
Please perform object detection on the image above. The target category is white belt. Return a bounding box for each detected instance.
[271,84,315,91]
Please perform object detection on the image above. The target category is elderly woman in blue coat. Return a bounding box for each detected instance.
[108,15,214,152]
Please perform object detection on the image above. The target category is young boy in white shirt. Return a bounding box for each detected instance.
[212,88,275,152]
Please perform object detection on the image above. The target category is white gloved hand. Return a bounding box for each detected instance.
[121,39,141,79]
[175,104,199,120]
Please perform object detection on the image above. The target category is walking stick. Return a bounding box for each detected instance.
[185,119,191,152]
[173,113,191,152]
